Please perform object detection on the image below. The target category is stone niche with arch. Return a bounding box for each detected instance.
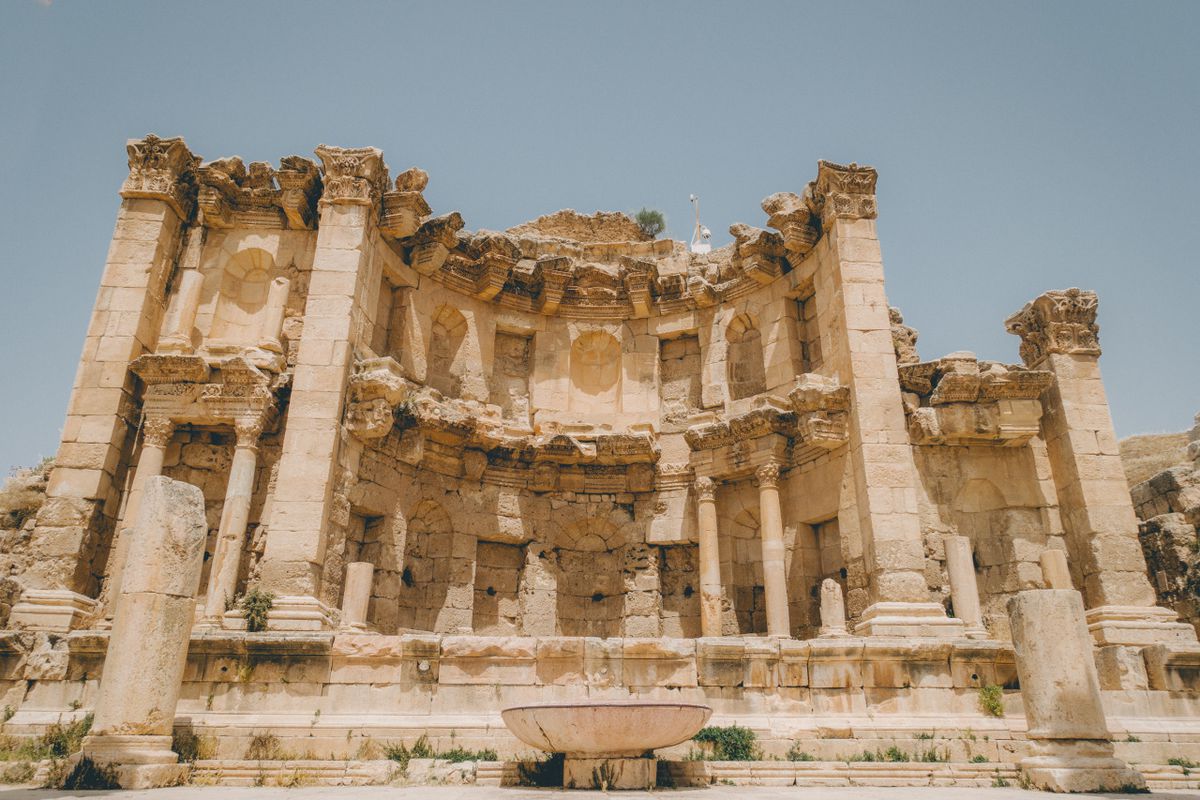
[568,329,623,417]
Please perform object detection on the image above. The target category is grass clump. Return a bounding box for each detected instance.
[786,743,815,762]
[971,754,989,763]
[439,746,498,763]
[692,725,760,761]
[1169,757,1197,775]
[172,727,217,762]
[245,732,294,761]
[239,587,274,633]
[978,684,1005,717]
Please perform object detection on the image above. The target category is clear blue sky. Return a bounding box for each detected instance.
[1,1,1197,469]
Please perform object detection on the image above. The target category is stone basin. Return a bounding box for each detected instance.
[501,700,712,757]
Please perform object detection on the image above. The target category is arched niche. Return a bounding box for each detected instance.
[553,517,626,637]
[726,507,767,635]
[568,330,622,413]
[210,247,274,346]
[726,312,767,401]
[427,304,469,398]
[396,499,455,633]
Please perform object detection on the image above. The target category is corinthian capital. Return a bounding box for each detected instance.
[694,476,718,503]
[142,416,175,448]
[810,160,877,227]
[314,145,388,209]
[1005,287,1101,367]
[755,461,782,489]
[120,134,199,220]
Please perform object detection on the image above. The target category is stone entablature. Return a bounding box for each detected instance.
[197,155,321,230]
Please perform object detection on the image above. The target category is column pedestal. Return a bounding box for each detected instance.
[563,757,655,791]
[8,589,97,632]
[854,601,966,638]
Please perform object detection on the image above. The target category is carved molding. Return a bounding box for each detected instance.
[120,134,199,220]
[141,416,176,449]
[380,167,432,240]
[761,190,820,258]
[1005,287,1101,367]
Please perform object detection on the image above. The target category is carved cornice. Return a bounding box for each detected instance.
[810,160,878,227]
[787,374,851,450]
[407,212,465,275]
[380,167,432,240]
[729,223,787,284]
[890,307,920,366]
[761,190,820,259]
[275,156,322,230]
[120,134,200,220]
[135,356,278,434]
[314,145,388,209]
[196,155,321,230]
[1005,288,1101,367]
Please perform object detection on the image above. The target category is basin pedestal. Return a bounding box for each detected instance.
[564,756,654,790]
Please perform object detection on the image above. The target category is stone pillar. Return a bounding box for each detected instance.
[100,416,175,624]
[809,161,962,638]
[695,477,722,637]
[1007,589,1145,793]
[10,135,197,631]
[1007,289,1195,645]
[201,418,263,625]
[755,462,790,637]
[258,145,389,630]
[944,535,988,638]
[158,265,204,353]
[1040,549,1073,589]
[258,276,290,353]
[82,476,206,788]
[341,561,374,631]
[818,578,849,637]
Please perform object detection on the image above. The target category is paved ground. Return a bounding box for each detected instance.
[1,788,1197,799]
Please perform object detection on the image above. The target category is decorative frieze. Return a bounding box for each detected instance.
[120,134,199,220]
[1005,287,1101,367]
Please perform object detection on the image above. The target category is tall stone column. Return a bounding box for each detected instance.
[755,462,790,637]
[808,161,962,638]
[258,276,290,353]
[157,262,204,353]
[695,477,723,637]
[82,476,206,789]
[1007,289,1195,645]
[1008,589,1145,793]
[201,417,263,625]
[943,535,988,638]
[100,416,175,624]
[10,135,197,632]
[258,145,388,629]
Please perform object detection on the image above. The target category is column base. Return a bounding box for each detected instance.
[1019,739,1145,793]
[563,756,654,790]
[854,602,966,638]
[1086,605,1198,646]
[81,734,187,788]
[9,589,97,632]
[267,595,334,631]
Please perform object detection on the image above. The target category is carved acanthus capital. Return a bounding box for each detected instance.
[755,461,782,489]
[1005,288,1101,367]
[234,416,265,449]
[120,134,199,220]
[810,160,877,227]
[761,190,820,257]
[314,145,388,209]
[694,476,718,503]
[142,416,176,449]
[275,156,322,229]
[889,307,920,366]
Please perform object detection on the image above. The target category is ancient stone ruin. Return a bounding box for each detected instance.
[0,135,1196,789]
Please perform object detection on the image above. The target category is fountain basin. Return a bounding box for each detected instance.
[502,700,712,789]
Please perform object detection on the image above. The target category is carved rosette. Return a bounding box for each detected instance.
[755,461,782,489]
[810,160,878,228]
[120,134,199,219]
[1005,288,1101,367]
[141,416,176,449]
[314,145,387,209]
[694,476,717,503]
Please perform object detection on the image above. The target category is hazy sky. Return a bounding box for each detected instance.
[1,1,1197,469]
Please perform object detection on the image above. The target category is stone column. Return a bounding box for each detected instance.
[82,476,206,789]
[201,417,263,625]
[1007,289,1195,646]
[818,578,849,637]
[808,161,962,638]
[258,145,389,630]
[1007,589,1145,793]
[257,276,290,353]
[101,416,175,624]
[341,561,374,631]
[158,265,204,353]
[944,535,988,638]
[1040,549,1073,589]
[10,135,197,632]
[695,477,723,637]
[755,461,790,637]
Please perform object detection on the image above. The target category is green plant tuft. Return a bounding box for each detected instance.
[971,754,989,763]
[786,743,815,762]
[239,587,274,633]
[978,684,1005,717]
[692,725,759,761]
